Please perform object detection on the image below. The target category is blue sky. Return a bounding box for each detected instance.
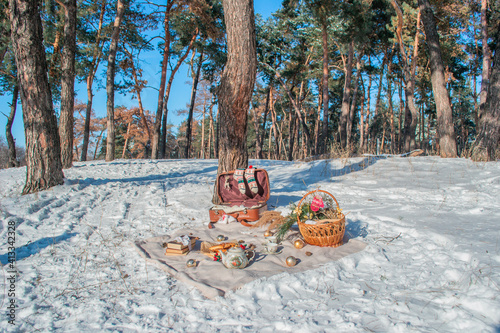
[0,1,283,148]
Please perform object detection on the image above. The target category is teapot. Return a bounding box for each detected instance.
[218,246,255,269]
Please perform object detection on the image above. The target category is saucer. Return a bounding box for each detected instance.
[260,249,283,255]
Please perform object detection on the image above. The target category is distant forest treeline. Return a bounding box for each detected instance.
[1,0,499,169]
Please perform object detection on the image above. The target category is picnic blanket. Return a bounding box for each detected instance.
[134,223,366,299]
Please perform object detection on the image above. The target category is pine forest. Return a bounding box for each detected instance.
[1,0,499,172]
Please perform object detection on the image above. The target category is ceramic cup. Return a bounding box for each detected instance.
[265,242,279,254]
[265,235,278,244]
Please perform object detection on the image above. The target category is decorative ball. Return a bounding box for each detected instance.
[286,256,297,267]
[294,239,305,249]
[216,235,225,242]
[264,230,273,237]
[186,259,196,268]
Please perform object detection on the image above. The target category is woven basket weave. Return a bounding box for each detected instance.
[297,190,345,247]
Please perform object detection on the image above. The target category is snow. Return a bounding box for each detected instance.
[0,157,499,332]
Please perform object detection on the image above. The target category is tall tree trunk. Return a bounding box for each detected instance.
[255,85,272,159]
[251,107,262,159]
[314,90,322,155]
[93,128,105,160]
[362,64,372,153]
[6,85,19,167]
[392,1,420,152]
[152,1,173,159]
[208,101,216,158]
[287,111,295,161]
[268,89,277,159]
[105,0,125,162]
[339,41,354,148]
[347,55,362,150]
[388,72,395,153]
[478,0,491,122]
[124,46,151,143]
[398,78,404,153]
[121,120,131,159]
[320,22,329,153]
[81,0,106,162]
[160,31,197,158]
[359,75,366,154]
[10,0,64,193]
[59,0,77,168]
[374,51,388,118]
[185,49,203,159]
[216,0,256,174]
[419,0,457,157]
[201,103,207,159]
[472,23,500,161]
[81,77,95,161]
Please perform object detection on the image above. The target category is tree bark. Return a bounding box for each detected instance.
[9,0,64,193]
[185,49,203,158]
[392,1,420,153]
[347,55,362,150]
[472,23,500,161]
[314,90,322,155]
[105,0,125,162]
[418,0,457,157]
[403,10,421,152]
[339,41,354,148]
[478,0,491,122]
[216,0,256,175]
[59,0,77,168]
[151,0,173,159]
[320,22,329,153]
[160,31,197,158]
[358,77,366,154]
[81,0,106,161]
[124,46,151,145]
[6,85,19,167]
[255,85,272,159]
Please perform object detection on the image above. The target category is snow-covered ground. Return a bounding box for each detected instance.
[0,157,499,332]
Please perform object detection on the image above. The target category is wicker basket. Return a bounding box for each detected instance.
[297,190,345,247]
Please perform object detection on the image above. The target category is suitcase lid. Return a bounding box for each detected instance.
[215,168,270,207]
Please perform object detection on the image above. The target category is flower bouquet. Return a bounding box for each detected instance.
[276,190,345,247]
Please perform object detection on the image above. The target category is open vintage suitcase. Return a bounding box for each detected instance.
[208,168,270,228]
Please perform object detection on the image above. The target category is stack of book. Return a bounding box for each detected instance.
[165,237,197,256]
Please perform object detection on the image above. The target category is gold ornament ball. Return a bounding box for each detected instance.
[294,239,305,249]
[264,230,273,237]
[186,259,196,268]
[216,235,225,242]
[286,256,297,267]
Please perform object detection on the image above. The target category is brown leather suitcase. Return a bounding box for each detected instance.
[208,168,270,228]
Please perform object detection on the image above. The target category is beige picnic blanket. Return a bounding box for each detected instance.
[134,223,366,299]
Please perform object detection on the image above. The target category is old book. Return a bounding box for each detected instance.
[166,238,196,250]
[165,247,190,255]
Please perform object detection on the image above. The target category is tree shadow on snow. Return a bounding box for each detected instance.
[0,232,77,265]
[267,156,385,209]
[270,156,385,192]
[66,164,218,191]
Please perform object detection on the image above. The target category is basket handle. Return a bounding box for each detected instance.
[296,190,340,222]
